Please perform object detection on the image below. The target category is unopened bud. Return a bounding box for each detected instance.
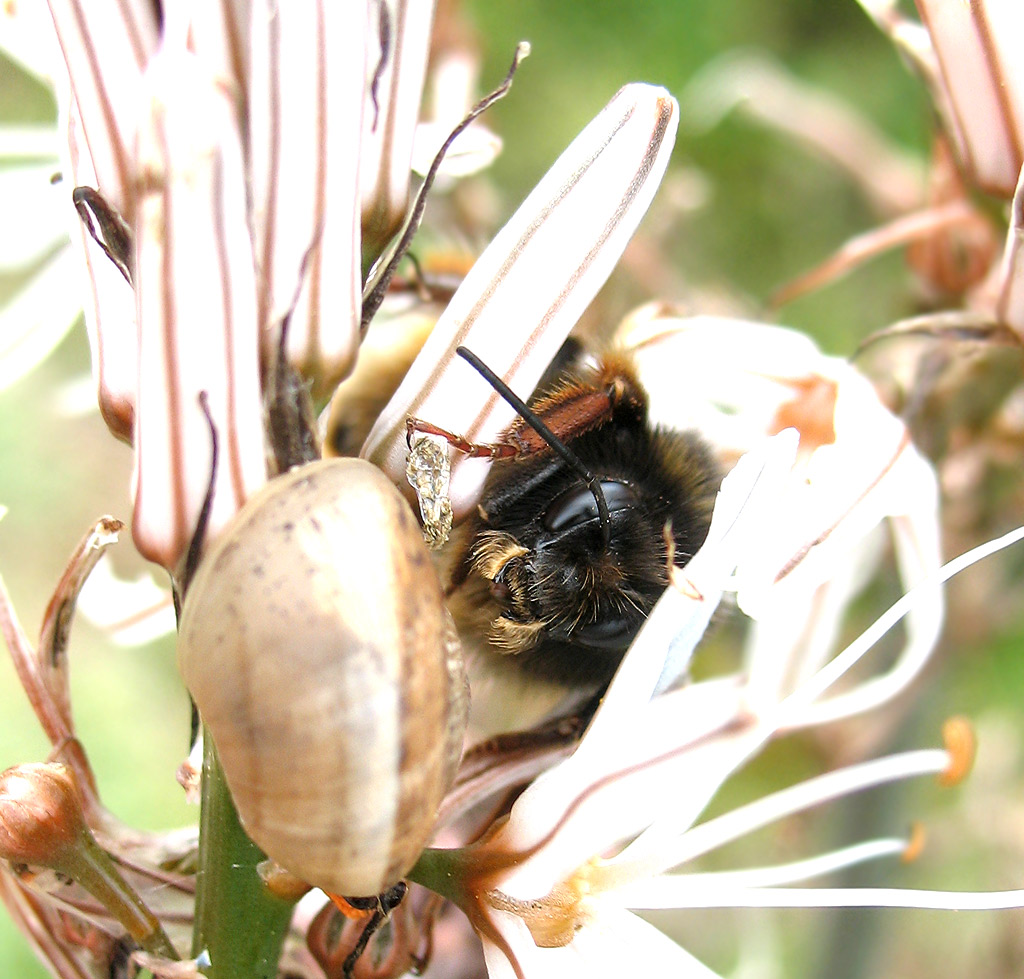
[0,763,179,959]
[0,763,86,869]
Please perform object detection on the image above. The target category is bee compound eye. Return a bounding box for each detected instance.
[569,615,636,650]
[543,479,636,533]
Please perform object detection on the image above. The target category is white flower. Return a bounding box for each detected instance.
[0,8,82,393]
[413,437,1024,978]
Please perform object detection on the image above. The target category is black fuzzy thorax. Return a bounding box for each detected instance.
[475,394,721,688]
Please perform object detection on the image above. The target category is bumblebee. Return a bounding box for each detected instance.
[408,342,723,734]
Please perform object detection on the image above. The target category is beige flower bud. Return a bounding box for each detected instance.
[0,763,86,869]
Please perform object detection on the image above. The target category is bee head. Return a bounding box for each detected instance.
[471,476,662,658]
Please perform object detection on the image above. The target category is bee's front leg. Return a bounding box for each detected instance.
[404,417,524,459]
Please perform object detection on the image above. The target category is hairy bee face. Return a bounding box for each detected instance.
[451,385,721,698]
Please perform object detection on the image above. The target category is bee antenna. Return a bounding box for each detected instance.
[456,346,611,546]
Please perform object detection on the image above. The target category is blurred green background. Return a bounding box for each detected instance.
[1,1,1022,977]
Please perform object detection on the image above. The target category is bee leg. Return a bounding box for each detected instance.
[335,882,409,979]
[405,417,522,459]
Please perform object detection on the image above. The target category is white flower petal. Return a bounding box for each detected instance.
[917,0,1024,196]
[189,0,252,97]
[132,47,266,570]
[0,163,67,269]
[0,0,62,83]
[493,681,764,899]
[616,837,909,908]
[76,559,175,647]
[249,0,367,394]
[579,429,798,759]
[619,315,825,450]
[618,314,944,719]
[616,885,1024,912]
[621,747,949,877]
[360,0,437,249]
[0,124,62,159]
[481,905,723,979]
[996,162,1024,336]
[0,245,81,391]
[46,0,160,216]
[411,120,502,178]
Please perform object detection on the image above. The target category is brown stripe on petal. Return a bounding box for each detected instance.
[918,0,1023,197]
[256,6,283,335]
[65,2,132,195]
[159,123,189,566]
[211,153,246,515]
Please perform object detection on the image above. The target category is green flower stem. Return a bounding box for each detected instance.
[192,729,296,979]
[407,846,471,906]
[63,831,178,960]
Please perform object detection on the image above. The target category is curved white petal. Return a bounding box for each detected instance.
[481,905,723,979]
[132,47,266,570]
[360,0,436,249]
[0,163,67,269]
[249,0,366,394]
[0,245,81,391]
[46,0,160,216]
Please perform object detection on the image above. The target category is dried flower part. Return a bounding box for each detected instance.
[0,520,133,822]
[39,516,124,729]
[0,764,85,868]
[904,137,999,297]
[681,50,923,216]
[360,0,437,253]
[131,45,266,572]
[249,0,367,396]
[406,433,454,548]
[363,83,679,520]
